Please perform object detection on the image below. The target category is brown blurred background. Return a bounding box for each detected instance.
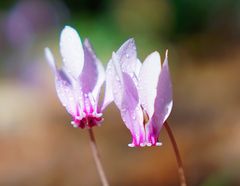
[0,0,240,185]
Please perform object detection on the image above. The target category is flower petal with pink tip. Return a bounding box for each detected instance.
[150,51,173,137]
[111,52,145,146]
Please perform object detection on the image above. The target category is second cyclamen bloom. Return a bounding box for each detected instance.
[45,26,105,128]
[106,39,173,147]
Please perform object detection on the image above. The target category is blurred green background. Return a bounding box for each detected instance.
[0,0,240,185]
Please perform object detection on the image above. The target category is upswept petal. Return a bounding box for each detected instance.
[55,70,77,116]
[93,59,105,108]
[60,26,84,79]
[116,38,138,76]
[111,52,124,108]
[111,52,145,146]
[83,40,105,108]
[151,51,173,137]
[45,47,57,74]
[83,39,105,103]
[138,51,161,119]
[79,39,99,94]
[101,39,138,110]
[101,59,114,110]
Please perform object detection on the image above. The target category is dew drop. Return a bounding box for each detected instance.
[132,113,136,120]
[121,107,127,112]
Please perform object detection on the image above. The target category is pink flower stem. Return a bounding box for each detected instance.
[88,128,109,186]
[164,121,187,186]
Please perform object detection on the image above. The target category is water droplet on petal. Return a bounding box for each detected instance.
[121,107,127,113]
[132,113,136,120]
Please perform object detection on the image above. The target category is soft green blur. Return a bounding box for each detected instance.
[0,0,240,185]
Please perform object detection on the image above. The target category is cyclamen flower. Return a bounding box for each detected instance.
[106,39,173,147]
[45,26,105,128]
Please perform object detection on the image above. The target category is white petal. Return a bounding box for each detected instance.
[134,59,142,77]
[148,50,173,139]
[55,70,77,116]
[138,51,161,118]
[60,26,84,79]
[111,52,124,108]
[92,59,105,105]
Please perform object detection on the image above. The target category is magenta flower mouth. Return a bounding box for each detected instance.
[71,114,103,129]
[128,142,162,148]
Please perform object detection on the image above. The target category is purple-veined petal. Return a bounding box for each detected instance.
[111,52,145,146]
[79,39,99,94]
[83,39,105,105]
[121,73,145,146]
[60,26,84,79]
[84,39,105,101]
[45,47,57,74]
[150,50,173,138]
[138,51,161,119]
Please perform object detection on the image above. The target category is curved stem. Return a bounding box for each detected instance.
[88,128,109,186]
[164,121,187,186]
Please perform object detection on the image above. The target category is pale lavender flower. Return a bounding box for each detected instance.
[45,26,106,128]
[106,39,173,147]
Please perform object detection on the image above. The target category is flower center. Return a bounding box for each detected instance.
[71,114,103,129]
[70,93,103,128]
